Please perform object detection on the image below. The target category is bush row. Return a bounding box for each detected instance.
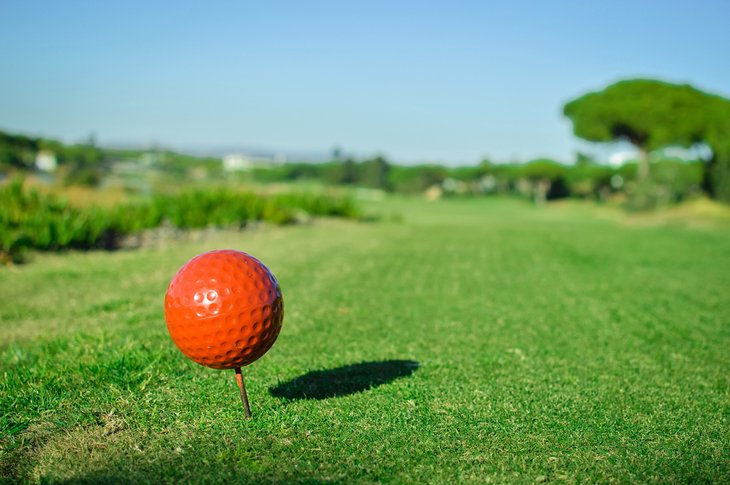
[242,155,707,203]
[0,179,360,262]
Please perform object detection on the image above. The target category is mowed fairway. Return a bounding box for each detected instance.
[2,198,729,483]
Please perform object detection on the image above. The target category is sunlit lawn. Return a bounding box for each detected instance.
[2,197,729,483]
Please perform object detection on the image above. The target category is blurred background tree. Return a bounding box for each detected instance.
[0,132,38,170]
[359,155,391,190]
[564,153,614,201]
[519,158,568,205]
[563,79,730,203]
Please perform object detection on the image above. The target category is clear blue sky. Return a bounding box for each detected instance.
[1,1,729,164]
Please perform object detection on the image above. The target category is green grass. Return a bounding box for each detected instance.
[2,197,729,483]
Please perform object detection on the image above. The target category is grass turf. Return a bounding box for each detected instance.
[1,197,729,483]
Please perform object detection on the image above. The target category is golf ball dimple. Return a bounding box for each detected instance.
[164,249,284,369]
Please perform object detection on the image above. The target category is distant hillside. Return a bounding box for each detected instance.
[0,129,224,184]
[0,129,102,171]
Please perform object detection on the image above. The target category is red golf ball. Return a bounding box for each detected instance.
[164,249,284,369]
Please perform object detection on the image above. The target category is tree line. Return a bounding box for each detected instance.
[1,78,728,207]
[248,154,704,208]
[0,131,105,185]
[564,78,730,203]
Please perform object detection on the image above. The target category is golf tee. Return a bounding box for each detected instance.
[234,367,252,419]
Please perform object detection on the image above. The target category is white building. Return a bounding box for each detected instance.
[222,154,256,172]
[35,151,57,172]
[222,153,285,172]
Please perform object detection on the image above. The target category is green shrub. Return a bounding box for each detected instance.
[273,192,361,219]
[0,180,360,262]
[0,178,122,261]
[651,159,703,202]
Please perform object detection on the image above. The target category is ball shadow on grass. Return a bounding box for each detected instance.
[269,360,420,400]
